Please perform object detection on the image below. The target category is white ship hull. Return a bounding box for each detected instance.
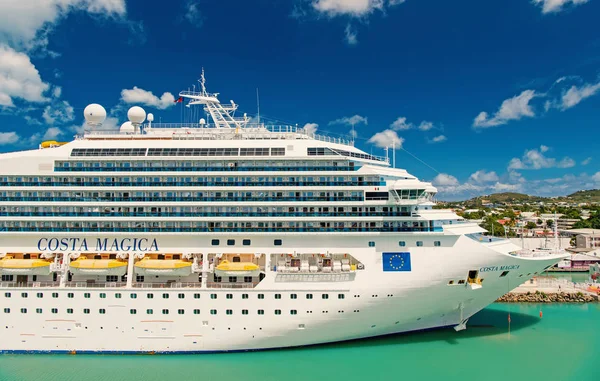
[0,233,563,353]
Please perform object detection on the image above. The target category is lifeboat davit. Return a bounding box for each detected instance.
[69,259,128,276]
[215,260,260,277]
[134,258,192,276]
[0,256,52,275]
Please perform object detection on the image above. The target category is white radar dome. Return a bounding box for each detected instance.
[127,106,146,124]
[83,104,107,125]
[120,121,135,133]
[147,113,154,122]
[199,118,206,125]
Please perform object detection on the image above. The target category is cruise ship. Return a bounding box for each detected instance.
[0,73,565,353]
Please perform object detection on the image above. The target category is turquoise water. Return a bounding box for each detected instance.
[1,303,599,381]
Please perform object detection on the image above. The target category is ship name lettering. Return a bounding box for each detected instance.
[37,238,159,252]
[479,264,520,272]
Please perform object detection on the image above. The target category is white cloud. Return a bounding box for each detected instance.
[508,145,576,170]
[0,44,50,107]
[433,173,460,187]
[418,121,433,131]
[42,100,74,125]
[560,81,600,110]
[52,86,62,98]
[469,170,499,184]
[540,144,549,153]
[593,172,600,182]
[582,157,592,165]
[0,0,127,50]
[120,87,176,109]
[430,135,447,143]
[329,114,368,126]
[532,0,589,14]
[184,1,204,27]
[390,116,411,130]
[367,129,404,149]
[344,24,358,45]
[0,131,20,145]
[312,0,385,17]
[302,122,318,135]
[43,127,62,140]
[473,90,536,128]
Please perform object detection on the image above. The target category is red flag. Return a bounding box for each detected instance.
[174,96,183,103]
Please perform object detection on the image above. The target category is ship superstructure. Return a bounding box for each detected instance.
[0,73,565,353]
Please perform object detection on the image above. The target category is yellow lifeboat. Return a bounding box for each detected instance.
[0,256,52,275]
[40,141,67,149]
[69,259,128,276]
[134,258,192,276]
[215,260,260,277]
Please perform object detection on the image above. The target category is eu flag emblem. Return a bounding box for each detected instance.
[382,252,411,272]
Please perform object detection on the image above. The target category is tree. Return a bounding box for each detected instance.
[537,218,543,225]
[546,219,554,228]
[525,221,537,230]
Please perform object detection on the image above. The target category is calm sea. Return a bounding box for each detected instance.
[1,303,598,381]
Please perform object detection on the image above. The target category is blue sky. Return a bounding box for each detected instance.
[0,0,599,200]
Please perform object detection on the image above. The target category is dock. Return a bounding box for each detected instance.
[497,277,600,302]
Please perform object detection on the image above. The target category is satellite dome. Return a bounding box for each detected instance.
[83,104,107,125]
[147,113,154,122]
[127,106,146,124]
[199,118,206,125]
[120,121,135,133]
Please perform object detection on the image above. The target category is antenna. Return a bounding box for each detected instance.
[350,122,356,144]
[384,146,389,163]
[391,137,396,168]
[256,88,260,126]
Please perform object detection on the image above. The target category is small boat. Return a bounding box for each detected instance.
[215,260,260,277]
[69,258,128,276]
[0,256,52,275]
[135,258,192,276]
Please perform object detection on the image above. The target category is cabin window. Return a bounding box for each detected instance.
[194,309,200,315]
[36,308,42,314]
[338,294,345,299]
[194,294,201,299]
[226,294,233,299]
[130,309,137,315]
[242,309,248,315]
[178,309,185,315]
[226,309,233,315]
[500,271,510,278]
[67,293,74,298]
[67,308,73,314]
[52,292,58,298]
[211,239,220,246]
[258,309,264,315]
[84,293,90,298]
[399,241,406,247]
[106,275,118,282]
[99,309,106,314]
[52,308,58,314]
[1,275,14,282]
[228,276,237,283]
[162,309,169,315]
[416,241,423,247]
[178,293,185,299]
[434,241,441,247]
[136,275,144,282]
[258,294,264,299]
[130,293,137,299]
[3,308,9,313]
[146,309,153,315]
[275,294,281,299]
[100,293,106,299]
[20,308,27,314]
[290,310,297,315]
[227,239,235,246]
[275,309,282,315]
[274,239,282,246]
[244,276,252,283]
[368,241,375,247]
[290,294,297,299]
[147,293,154,299]
[211,294,217,299]
[37,292,43,298]
[4,292,10,298]
[242,294,248,299]
[162,293,169,299]
[322,294,329,299]
[84,309,90,314]
[115,293,122,299]
[21,292,28,298]
[243,239,251,246]
[306,294,313,299]
[210,309,217,315]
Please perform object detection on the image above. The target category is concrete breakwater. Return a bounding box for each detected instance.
[497,291,597,303]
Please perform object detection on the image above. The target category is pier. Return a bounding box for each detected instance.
[497,277,599,302]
